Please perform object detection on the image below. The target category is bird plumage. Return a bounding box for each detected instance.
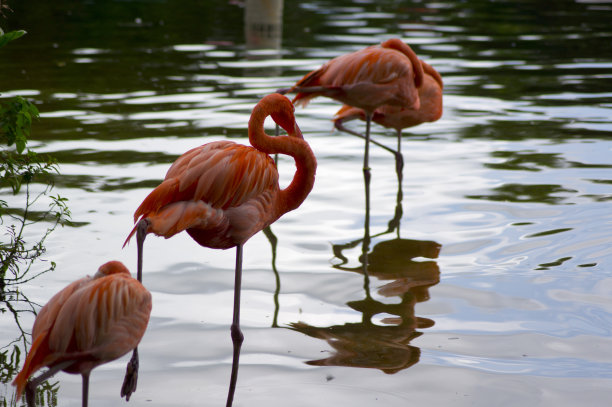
[334,59,443,133]
[122,93,316,407]
[290,38,424,114]
[124,93,316,250]
[13,261,152,402]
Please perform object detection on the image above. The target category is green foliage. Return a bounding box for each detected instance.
[0,94,70,288]
[0,183,70,287]
[0,96,38,155]
[0,29,25,49]
[0,26,65,406]
[0,26,71,286]
[0,345,59,407]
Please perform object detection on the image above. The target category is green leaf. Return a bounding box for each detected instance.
[0,30,26,49]
[16,137,26,154]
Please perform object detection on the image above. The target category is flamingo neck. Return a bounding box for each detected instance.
[248,98,317,214]
[382,38,424,88]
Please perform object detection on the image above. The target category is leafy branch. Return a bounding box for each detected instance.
[0,19,64,405]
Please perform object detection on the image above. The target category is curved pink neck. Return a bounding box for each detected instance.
[248,95,317,214]
[382,38,424,88]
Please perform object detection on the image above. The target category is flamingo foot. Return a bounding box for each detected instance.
[25,382,36,407]
[121,348,139,401]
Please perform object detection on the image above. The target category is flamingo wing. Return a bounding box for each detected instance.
[292,44,419,111]
[49,273,152,364]
[12,277,92,396]
[322,46,411,87]
[31,277,92,339]
[126,140,278,242]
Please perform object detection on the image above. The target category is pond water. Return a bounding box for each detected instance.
[1,0,612,406]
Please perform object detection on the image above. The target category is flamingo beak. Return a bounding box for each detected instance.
[293,122,304,140]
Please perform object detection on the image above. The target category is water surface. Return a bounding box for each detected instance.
[1,0,612,406]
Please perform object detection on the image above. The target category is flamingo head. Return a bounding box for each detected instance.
[95,261,131,278]
[270,93,304,140]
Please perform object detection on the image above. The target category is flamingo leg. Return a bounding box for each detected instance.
[362,163,372,300]
[334,119,398,156]
[136,218,149,283]
[24,361,73,407]
[395,129,404,182]
[227,244,244,407]
[121,218,148,400]
[396,129,402,156]
[395,129,404,179]
[335,117,403,179]
[81,371,90,407]
[363,112,372,171]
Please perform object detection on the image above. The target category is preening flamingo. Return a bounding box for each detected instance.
[12,261,152,407]
[334,59,443,163]
[288,38,424,171]
[123,92,316,406]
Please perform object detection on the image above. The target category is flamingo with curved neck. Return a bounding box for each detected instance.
[123,93,316,406]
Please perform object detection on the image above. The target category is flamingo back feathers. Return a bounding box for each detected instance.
[54,271,151,362]
[13,327,54,398]
[291,39,423,111]
[323,46,411,87]
[333,59,443,132]
[125,140,279,247]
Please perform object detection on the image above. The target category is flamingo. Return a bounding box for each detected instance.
[333,59,443,166]
[12,261,152,407]
[123,92,316,406]
[287,38,424,172]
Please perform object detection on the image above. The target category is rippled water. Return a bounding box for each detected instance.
[2,0,612,406]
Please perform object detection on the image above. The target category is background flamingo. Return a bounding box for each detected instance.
[12,261,152,407]
[333,59,443,170]
[123,92,316,407]
[288,38,424,172]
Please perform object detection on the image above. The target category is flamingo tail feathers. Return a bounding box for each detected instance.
[13,334,50,400]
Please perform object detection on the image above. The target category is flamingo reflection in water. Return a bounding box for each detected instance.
[291,151,441,373]
[12,261,151,407]
[123,93,316,406]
